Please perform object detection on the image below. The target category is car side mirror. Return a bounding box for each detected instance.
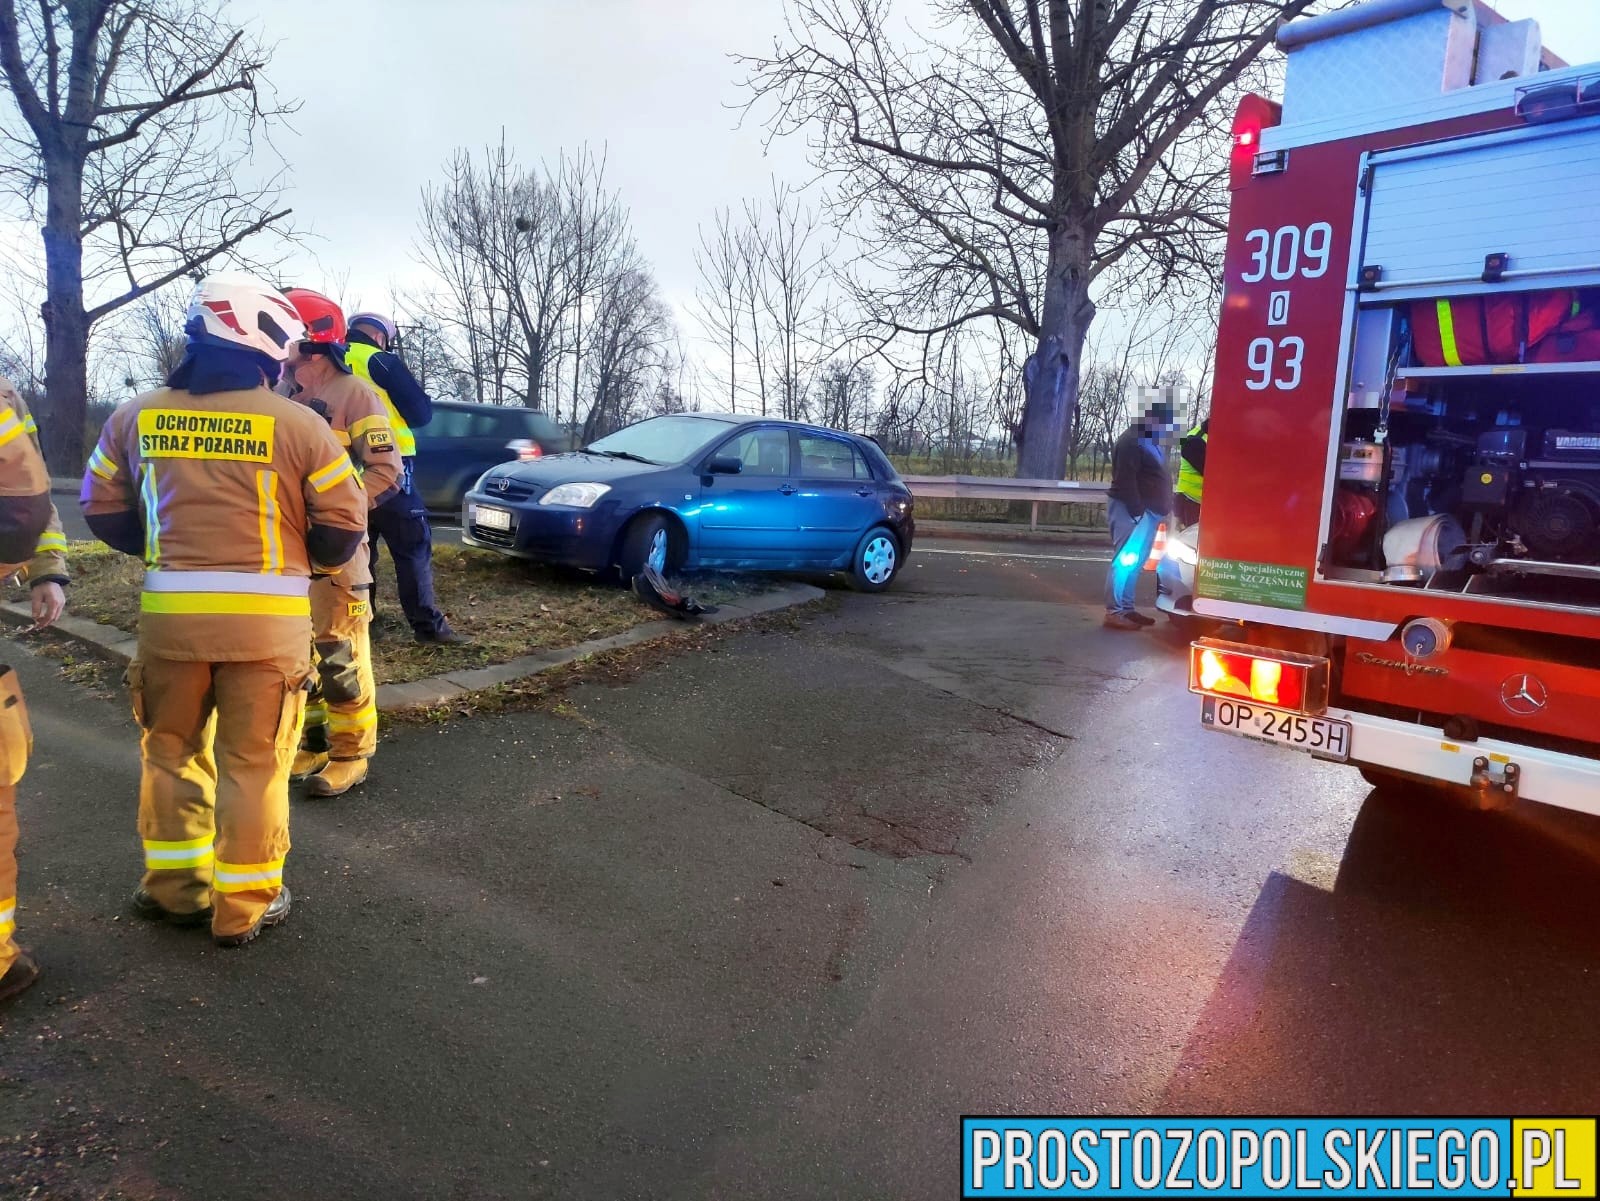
[706,456,743,476]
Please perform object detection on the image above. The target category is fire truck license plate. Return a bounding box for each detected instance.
[473,506,513,531]
[1201,697,1351,762]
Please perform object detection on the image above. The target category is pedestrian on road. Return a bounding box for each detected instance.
[1175,417,1208,529]
[81,274,368,948]
[0,374,70,1006]
[1103,401,1175,631]
[282,289,401,798]
[343,312,464,644]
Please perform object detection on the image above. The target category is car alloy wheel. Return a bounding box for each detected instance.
[647,527,668,574]
[861,534,896,585]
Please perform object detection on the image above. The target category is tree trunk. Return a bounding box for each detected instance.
[40,156,89,473]
[1016,226,1094,481]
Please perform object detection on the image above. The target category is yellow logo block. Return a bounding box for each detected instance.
[366,428,395,449]
[347,601,370,618]
[138,409,274,463]
[1514,1119,1597,1197]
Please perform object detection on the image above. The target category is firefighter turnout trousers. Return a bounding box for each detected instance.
[130,653,310,938]
[305,571,377,761]
[0,667,32,977]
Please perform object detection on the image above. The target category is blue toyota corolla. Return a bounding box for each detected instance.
[461,412,916,590]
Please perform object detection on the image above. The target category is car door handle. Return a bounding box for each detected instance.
[779,484,798,495]
[855,487,873,497]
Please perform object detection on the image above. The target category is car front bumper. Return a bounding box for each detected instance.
[462,495,620,571]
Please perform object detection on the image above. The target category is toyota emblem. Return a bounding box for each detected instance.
[1499,673,1549,716]
[492,477,511,493]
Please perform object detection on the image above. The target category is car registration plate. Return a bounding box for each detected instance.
[1201,696,1351,762]
[474,506,513,532]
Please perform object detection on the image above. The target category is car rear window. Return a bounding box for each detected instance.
[798,434,870,480]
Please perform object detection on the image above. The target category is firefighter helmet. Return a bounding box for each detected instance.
[183,274,305,362]
[348,311,398,345]
[283,288,347,345]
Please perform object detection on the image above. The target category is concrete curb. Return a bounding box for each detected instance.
[0,583,828,711]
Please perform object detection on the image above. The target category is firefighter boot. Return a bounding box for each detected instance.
[214,885,292,949]
[131,888,213,928]
[307,759,368,798]
[290,750,329,782]
[0,952,38,1006]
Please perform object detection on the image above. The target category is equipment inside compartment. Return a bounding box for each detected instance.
[1329,296,1600,610]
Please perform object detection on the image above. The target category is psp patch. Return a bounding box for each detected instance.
[366,428,395,450]
[348,601,370,618]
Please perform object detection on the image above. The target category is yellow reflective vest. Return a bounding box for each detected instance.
[343,341,417,458]
[1176,424,1205,503]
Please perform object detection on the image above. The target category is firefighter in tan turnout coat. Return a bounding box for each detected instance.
[81,274,367,948]
[0,375,70,1006]
[282,288,400,797]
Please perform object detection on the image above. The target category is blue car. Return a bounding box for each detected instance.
[461,412,915,590]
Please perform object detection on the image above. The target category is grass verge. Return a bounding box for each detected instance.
[15,541,772,686]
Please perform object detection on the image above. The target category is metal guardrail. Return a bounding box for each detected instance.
[901,474,1110,529]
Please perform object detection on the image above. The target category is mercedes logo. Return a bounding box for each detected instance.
[1499,673,1549,716]
[492,477,511,493]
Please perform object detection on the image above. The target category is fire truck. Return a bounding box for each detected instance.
[1189,0,1600,814]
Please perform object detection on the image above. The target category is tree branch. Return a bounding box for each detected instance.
[84,206,290,324]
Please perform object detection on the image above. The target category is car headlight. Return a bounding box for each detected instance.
[1166,537,1199,566]
[539,482,611,508]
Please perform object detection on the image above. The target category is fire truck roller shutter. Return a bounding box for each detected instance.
[1359,119,1600,301]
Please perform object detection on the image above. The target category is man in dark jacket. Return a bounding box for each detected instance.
[344,313,463,644]
[1103,401,1175,630]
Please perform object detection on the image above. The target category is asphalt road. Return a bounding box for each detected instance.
[5,532,1600,1199]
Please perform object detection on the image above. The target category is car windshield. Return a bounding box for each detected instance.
[583,415,735,465]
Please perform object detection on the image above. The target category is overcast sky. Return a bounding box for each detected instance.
[226,0,811,327]
[225,0,1600,339]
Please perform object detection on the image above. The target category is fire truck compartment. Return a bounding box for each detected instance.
[1356,114,1600,300]
[1326,355,1600,611]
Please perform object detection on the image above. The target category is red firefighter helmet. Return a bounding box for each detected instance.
[283,288,347,345]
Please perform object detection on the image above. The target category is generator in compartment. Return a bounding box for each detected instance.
[1326,356,1600,611]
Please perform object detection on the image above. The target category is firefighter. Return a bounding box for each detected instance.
[281,289,400,797]
[1175,417,1208,528]
[0,375,70,1006]
[81,274,368,948]
[1103,401,1175,631]
[343,312,464,644]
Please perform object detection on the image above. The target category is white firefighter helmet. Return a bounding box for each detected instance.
[184,274,305,363]
[348,311,399,344]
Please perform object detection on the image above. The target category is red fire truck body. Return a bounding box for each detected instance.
[1191,0,1600,813]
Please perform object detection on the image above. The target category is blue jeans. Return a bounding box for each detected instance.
[1105,499,1161,615]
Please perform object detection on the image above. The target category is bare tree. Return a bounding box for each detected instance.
[813,358,873,432]
[0,0,297,468]
[692,207,745,410]
[582,260,673,441]
[744,0,1320,480]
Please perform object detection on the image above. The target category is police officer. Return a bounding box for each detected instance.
[282,289,400,797]
[82,274,368,948]
[1175,417,1208,528]
[0,375,70,1006]
[343,312,463,644]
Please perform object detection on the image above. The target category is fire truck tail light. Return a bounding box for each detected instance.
[1234,127,1258,149]
[1189,639,1331,715]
